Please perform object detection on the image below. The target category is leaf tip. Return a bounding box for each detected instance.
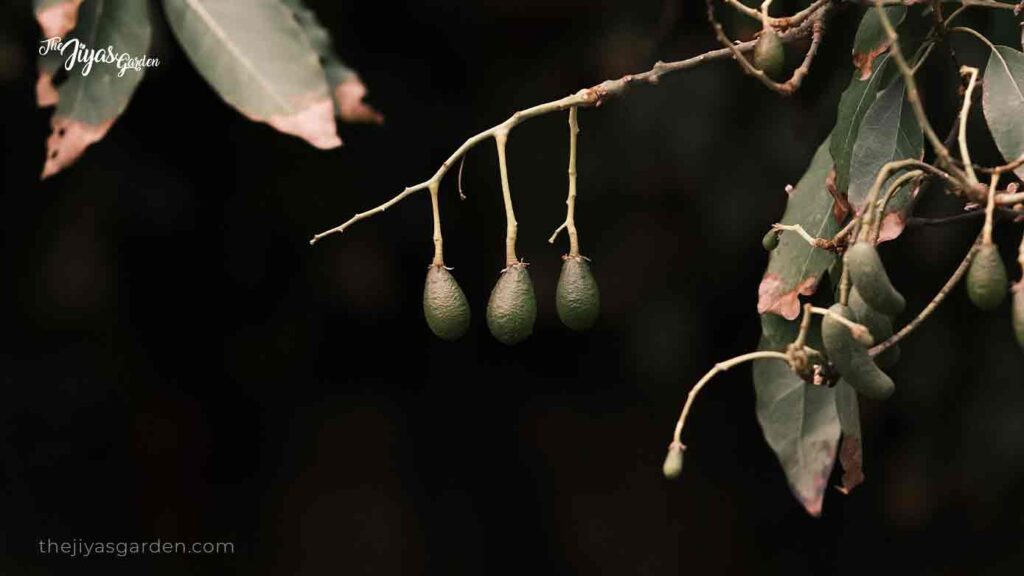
[266,98,342,149]
[41,117,113,179]
[35,0,83,39]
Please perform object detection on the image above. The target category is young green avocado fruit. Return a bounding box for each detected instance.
[662,442,685,480]
[486,263,537,345]
[1012,283,1024,353]
[556,255,600,331]
[966,243,1008,311]
[423,265,471,341]
[822,303,895,400]
[762,229,781,251]
[753,28,785,80]
[846,242,905,317]
[848,287,900,370]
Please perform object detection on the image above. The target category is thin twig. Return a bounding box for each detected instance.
[309,19,821,245]
[983,172,1002,244]
[871,232,984,356]
[670,351,790,446]
[871,169,923,242]
[810,306,874,346]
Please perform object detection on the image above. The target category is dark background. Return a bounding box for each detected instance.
[1,0,1023,574]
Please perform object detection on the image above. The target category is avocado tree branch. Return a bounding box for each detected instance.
[983,172,1002,244]
[870,232,983,356]
[309,16,821,246]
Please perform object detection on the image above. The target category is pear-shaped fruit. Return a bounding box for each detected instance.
[846,242,905,316]
[966,243,1008,311]
[848,287,900,370]
[662,442,685,480]
[423,265,471,340]
[753,28,785,79]
[762,229,780,251]
[486,263,537,345]
[822,303,895,400]
[556,256,600,331]
[1012,283,1024,353]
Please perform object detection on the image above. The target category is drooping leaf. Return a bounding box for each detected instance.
[162,0,341,149]
[753,315,840,517]
[982,46,1024,180]
[831,54,895,196]
[834,381,864,494]
[41,0,153,178]
[281,0,383,124]
[852,5,905,80]
[757,137,841,320]
[34,0,83,39]
[847,77,923,239]
[36,50,63,107]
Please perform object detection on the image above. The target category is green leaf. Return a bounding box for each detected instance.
[757,137,840,321]
[852,5,905,80]
[753,315,840,517]
[281,0,383,124]
[830,54,895,196]
[982,46,1024,180]
[41,0,153,178]
[834,381,864,494]
[847,77,923,238]
[163,0,341,149]
[34,0,83,38]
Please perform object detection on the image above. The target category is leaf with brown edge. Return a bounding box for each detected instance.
[851,5,905,81]
[282,0,384,125]
[757,137,841,321]
[753,314,840,517]
[846,77,923,241]
[163,0,341,149]
[834,381,865,495]
[41,0,153,179]
[34,0,83,39]
[830,54,895,196]
[36,50,62,108]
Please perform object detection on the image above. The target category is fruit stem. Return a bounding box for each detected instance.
[494,129,519,267]
[983,172,1001,245]
[548,107,582,256]
[429,181,444,266]
[870,232,983,356]
[957,66,980,186]
[670,351,790,447]
[869,169,923,243]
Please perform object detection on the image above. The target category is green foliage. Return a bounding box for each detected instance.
[756,138,840,321]
[846,78,923,211]
[982,46,1024,180]
[831,54,894,196]
[753,314,839,517]
[851,5,906,80]
[163,0,339,148]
